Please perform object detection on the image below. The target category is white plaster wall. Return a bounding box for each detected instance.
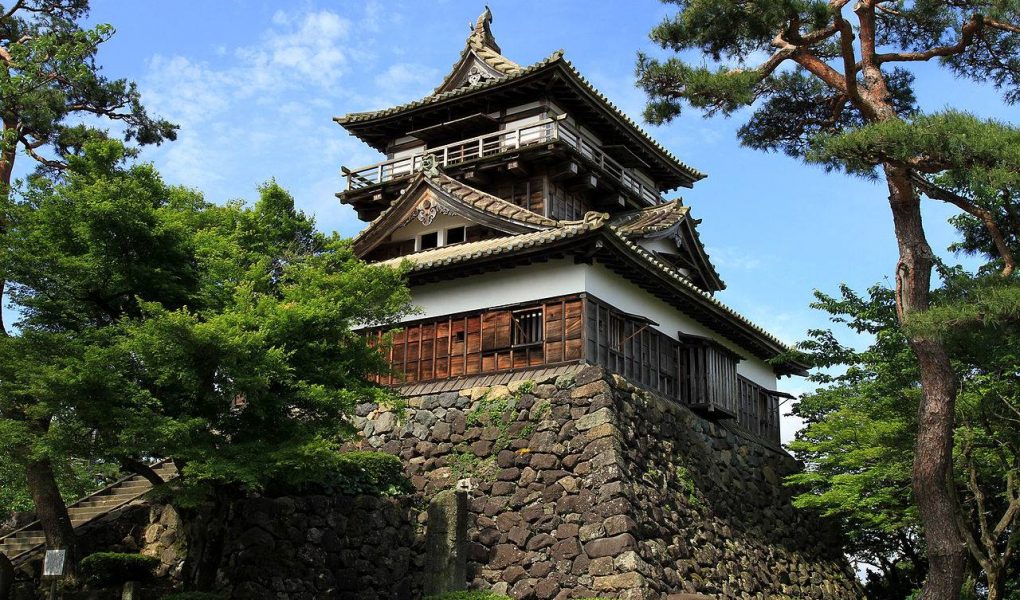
[399,259,780,389]
[404,259,587,320]
[636,238,691,278]
[390,214,474,244]
[392,143,425,160]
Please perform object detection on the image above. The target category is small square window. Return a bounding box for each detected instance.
[446,226,466,245]
[419,232,438,250]
[511,308,543,346]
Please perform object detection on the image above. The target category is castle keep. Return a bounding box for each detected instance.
[297,9,864,599]
[338,9,800,443]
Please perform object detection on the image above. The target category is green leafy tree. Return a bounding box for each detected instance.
[788,284,925,599]
[0,141,412,587]
[0,0,174,564]
[790,274,1020,599]
[637,3,1020,598]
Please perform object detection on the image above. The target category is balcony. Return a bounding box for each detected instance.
[341,114,661,205]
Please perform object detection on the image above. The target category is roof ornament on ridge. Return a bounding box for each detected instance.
[469,6,499,54]
[430,7,522,96]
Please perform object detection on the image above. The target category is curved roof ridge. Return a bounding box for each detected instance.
[338,52,562,126]
[610,198,688,234]
[604,230,791,354]
[334,51,703,186]
[557,57,706,182]
[430,172,557,228]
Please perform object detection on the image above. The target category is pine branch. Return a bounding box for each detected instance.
[875,15,983,64]
[911,174,1016,277]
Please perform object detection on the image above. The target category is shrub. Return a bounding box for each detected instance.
[161,593,224,600]
[332,451,412,496]
[425,592,512,600]
[79,552,159,586]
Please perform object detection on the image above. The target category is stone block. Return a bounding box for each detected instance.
[593,571,645,590]
[583,533,636,558]
[374,411,397,434]
[570,380,611,399]
[575,407,613,431]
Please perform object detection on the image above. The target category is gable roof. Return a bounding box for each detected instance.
[352,171,556,258]
[611,200,725,292]
[375,209,802,373]
[431,8,523,96]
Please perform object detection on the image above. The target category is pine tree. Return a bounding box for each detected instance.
[638,4,1020,598]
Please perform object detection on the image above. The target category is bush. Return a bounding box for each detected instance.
[161,593,224,600]
[425,593,512,600]
[332,451,412,496]
[79,552,159,586]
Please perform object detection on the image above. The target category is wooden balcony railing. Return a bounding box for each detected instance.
[342,114,661,205]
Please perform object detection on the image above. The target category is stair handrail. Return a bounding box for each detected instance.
[0,458,177,562]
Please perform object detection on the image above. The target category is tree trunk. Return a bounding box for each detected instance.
[0,552,13,600]
[884,165,967,600]
[986,567,1004,600]
[0,125,16,337]
[180,489,232,591]
[24,458,77,578]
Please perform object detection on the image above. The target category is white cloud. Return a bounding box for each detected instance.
[372,63,440,103]
[706,245,763,271]
[241,10,353,88]
[135,6,399,222]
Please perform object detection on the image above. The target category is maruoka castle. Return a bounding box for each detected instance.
[0,9,864,600]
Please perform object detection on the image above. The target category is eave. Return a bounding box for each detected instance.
[335,57,704,192]
[376,217,806,375]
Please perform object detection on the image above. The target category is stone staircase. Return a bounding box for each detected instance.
[0,460,178,564]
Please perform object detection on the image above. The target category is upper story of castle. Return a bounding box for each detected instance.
[332,10,804,442]
[335,10,704,216]
[334,8,726,293]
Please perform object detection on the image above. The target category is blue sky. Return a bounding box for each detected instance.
[7,1,1017,442]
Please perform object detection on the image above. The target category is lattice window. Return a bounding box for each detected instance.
[511,308,543,347]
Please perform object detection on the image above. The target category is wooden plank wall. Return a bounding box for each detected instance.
[495,176,546,216]
[367,295,584,385]
[367,292,781,443]
[584,296,679,399]
[678,340,739,417]
[737,376,781,443]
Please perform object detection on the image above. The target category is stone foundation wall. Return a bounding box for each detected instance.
[217,494,420,600]
[344,365,861,599]
[12,366,859,599]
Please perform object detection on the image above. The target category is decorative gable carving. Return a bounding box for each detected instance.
[352,173,557,259]
[415,197,450,226]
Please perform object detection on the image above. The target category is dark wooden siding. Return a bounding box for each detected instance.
[737,375,781,443]
[495,176,545,216]
[367,295,584,386]
[678,336,740,417]
[366,292,782,443]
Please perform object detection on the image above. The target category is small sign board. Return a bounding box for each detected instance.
[42,549,66,577]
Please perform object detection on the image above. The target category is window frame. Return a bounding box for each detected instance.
[510,307,544,348]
